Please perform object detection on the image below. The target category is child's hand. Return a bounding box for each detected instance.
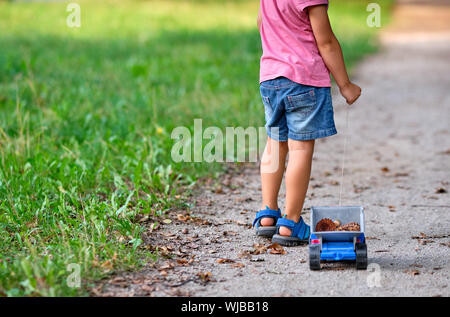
[339,82,361,105]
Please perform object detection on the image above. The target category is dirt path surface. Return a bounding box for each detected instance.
[95,0,450,297]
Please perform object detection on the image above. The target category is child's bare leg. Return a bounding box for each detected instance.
[260,137,288,226]
[279,139,315,236]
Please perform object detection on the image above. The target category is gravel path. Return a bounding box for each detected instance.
[96,0,450,297]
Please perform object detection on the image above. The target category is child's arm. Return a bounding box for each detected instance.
[308,5,361,105]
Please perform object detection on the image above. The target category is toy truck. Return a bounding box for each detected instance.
[309,206,368,270]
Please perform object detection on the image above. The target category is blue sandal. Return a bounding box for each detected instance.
[272,215,310,246]
[252,206,282,238]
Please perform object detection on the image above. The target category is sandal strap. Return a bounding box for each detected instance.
[294,217,310,240]
[276,216,310,239]
[275,217,296,232]
[252,207,281,227]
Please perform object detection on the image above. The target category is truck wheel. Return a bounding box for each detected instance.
[309,245,321,270]
[355,243,368,270]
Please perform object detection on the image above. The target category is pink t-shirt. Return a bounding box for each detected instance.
[259,0,331,87]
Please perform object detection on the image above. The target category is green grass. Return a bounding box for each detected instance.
[0,0,392,296]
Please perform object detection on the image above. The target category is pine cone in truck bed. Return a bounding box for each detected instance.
[336,222,360,231]
[315,218,337,232]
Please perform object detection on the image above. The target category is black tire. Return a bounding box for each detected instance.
[355,243,368,270]
[309,245,321,270]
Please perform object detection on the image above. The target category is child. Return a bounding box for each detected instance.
[253,0,361,246]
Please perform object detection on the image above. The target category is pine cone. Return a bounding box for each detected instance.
[336,222,360,231]
[315,218,337,232]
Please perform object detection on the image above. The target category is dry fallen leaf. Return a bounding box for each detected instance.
[231,263,245,268]
[109,277,126,285]
[269,248,286,255]
[216,258,235,264]
[337,222,360,231]
[381,167,390,173]
[158,232,176,239]
[268,243,287,255]
[149,223,160,233]
[158,261,174,270]
[191,217,212,225]
[197,272,212,282]
[404,269,420,276]
[177,214,191,221]
[176,259,189,266]
[157,246,171,257]
[160,270,168,277]
[251,244,267,255]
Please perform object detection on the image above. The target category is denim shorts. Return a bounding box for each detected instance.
[260,77,337,141]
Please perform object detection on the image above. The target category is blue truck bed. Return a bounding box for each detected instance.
[309,206,368,270]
